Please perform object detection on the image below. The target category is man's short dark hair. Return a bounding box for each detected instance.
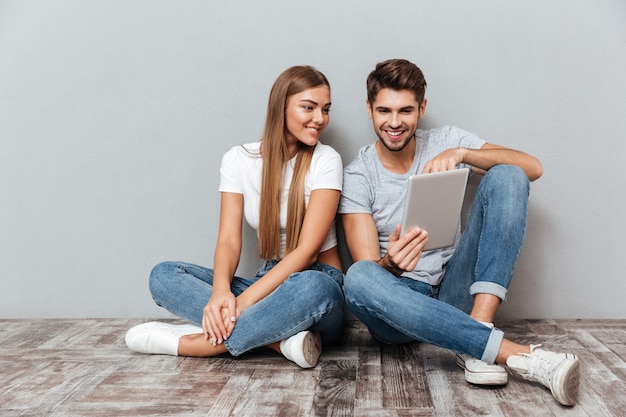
[367,59,427,105]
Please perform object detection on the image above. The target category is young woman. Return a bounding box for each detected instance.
[125,66,345,368]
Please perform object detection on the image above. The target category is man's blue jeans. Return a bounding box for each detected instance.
[344,165,529,364]
[149,260,345,356]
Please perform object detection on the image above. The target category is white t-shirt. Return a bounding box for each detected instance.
[219,141,343,258]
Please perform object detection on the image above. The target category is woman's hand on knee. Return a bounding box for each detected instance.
[203,290,236,346]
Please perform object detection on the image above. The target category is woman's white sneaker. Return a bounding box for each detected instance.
[125,322,203,356]
[279,331,322,368]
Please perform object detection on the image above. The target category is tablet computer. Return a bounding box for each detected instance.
[400,168,470,251]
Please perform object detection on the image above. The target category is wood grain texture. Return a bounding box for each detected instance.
[1,318,625,416]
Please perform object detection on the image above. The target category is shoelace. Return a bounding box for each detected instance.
[517,344,555,385]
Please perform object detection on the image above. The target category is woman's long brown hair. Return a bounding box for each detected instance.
[257,66,330,260]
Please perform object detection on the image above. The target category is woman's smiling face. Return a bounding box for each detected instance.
[284,85,331,152]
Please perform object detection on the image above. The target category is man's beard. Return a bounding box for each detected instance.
[377,132,415,152]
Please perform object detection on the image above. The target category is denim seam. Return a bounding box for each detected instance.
[178,263,217,277]
[474,189,487,291]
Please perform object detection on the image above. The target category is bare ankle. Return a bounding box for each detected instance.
[470,293,501,324]
[178,333,228,357]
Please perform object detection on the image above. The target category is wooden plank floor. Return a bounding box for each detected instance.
[1,318,625,416]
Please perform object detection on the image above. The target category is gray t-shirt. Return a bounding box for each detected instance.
[339,126,486,285]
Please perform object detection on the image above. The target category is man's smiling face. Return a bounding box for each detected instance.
[367,88,426,152]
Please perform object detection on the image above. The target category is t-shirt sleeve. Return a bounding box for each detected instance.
[218,147,243,194]
[448,125,487,150]
[310,145,343,192]
[338,159,373,215]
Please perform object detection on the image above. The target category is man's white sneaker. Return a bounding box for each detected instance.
[456,354,509,385]
[279,331,322,368]
[125,322,203,356]
[506,344,579,406]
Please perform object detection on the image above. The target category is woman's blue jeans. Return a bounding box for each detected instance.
[149,260,345,356]
[344,165,529,364]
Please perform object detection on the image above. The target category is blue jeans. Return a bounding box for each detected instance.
[344,165,529,364]
[149,260,345,356]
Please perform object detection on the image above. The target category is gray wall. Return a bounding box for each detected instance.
[1,0,625,319]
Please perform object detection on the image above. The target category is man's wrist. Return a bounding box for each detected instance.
[377,254,404,277]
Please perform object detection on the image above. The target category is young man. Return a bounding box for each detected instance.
[339,59,580,406]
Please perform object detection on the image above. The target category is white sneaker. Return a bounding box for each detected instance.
[506,344,579,406]
[125,322,203,356]
[279,331,322,368]
[456,354,508,385]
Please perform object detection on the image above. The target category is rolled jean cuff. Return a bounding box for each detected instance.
[480,327,504,364]
[469,281,508,302]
